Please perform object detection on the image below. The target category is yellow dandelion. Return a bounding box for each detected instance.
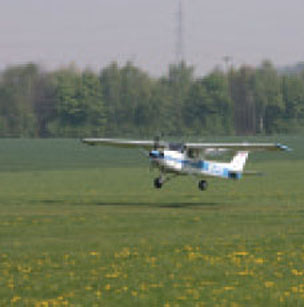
[223,286,235,291]
[140,283,148,291]
[122,286,128,292]
[105,284,111,291]
[291,269,303,276]
[131,290,138,297]
[11,296,21,303]
[291,286,298,293]
[254,258,264,264]
[264,281,274,288]
[237,271,251,276]
[186,289,194,295]
[8,282,14,289]
[89,251,100,256]
[23,267,32,273]
[114,247,131,259]
[188,252,200,261]
[105,272,119,278]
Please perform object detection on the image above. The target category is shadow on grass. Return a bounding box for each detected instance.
[96,201,219,209]
[37,199,221,209]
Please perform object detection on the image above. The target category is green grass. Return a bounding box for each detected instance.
[0,137,304,306]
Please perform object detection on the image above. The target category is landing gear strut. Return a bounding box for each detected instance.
[198,180,208,191]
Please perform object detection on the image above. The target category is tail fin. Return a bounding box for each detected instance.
[229,151,249,172]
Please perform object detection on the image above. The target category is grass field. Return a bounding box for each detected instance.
[0,136,304,306]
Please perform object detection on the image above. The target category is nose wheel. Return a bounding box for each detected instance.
[154,177,163,189]
[154,173,177,189]
[198,180,208,191]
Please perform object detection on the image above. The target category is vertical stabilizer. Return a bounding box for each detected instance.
[230,151,249,172]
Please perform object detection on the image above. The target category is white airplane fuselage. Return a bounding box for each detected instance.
[150,150,242,180]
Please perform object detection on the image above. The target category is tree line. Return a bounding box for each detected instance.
[0,60,303,138]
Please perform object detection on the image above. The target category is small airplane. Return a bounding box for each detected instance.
[82,138,290,191]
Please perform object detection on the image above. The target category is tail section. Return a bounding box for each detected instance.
[229,151,249,172]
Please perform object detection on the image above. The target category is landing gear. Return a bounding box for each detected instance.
[153,173,177,189]
[154,177,163,189]
[198,180,208,191]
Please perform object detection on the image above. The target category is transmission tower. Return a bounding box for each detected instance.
[176,0,185,64]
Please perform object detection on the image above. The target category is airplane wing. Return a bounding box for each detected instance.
[184,143,290,152]
[82,138,160,149]
[82,138,290,152]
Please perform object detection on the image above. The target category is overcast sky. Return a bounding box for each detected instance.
[0,0,304,76]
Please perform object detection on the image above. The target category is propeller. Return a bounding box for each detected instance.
[153,135,160,150]
[153,133,167,150]
[149,134,166,171]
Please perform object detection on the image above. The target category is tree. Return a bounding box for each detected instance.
[281,75,304,132]
[184,71,233,135]
[230,66,257,135]
[164,61,194,135]
[254,61,284,134]
[51,67,106,137]
[0,63,40,136]
[100,62,154,136]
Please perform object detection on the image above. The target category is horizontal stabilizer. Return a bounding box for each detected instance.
[242,170,264,176]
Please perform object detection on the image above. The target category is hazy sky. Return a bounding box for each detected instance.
[1,0,304,75]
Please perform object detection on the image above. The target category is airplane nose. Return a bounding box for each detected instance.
[149,150,164,159]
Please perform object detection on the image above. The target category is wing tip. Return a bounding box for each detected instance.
[276,143,292,152]
[81,138,95,145]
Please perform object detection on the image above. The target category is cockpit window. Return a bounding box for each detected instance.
[168,143,184,151]
[187,148,199,158]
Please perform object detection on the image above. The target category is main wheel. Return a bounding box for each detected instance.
[154,177,163,189]
[198,180,208,191]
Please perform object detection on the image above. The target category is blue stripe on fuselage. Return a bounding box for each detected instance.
[157,154,242,180]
